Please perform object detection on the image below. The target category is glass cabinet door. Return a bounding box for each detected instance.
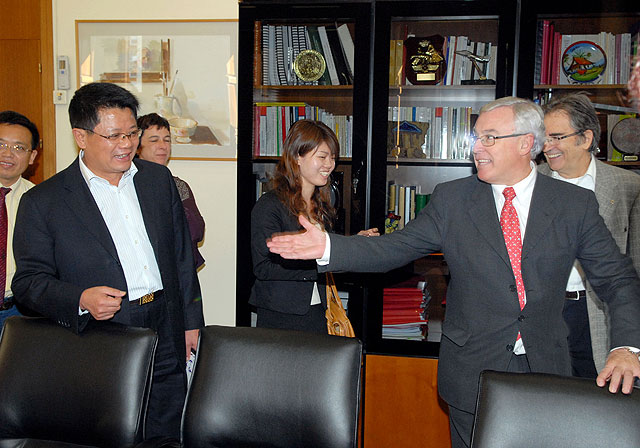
[366,1,516,355]
[236,2,372,327]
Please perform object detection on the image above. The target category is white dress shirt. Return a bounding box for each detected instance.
[79,152,163,301]
[5,176,35,298]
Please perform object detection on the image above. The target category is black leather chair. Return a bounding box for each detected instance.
[471,370,640,448]
[181,325,363,448]
[0,316,158,448]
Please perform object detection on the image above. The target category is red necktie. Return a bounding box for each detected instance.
[0,187,11,298]
[500,187,525,310]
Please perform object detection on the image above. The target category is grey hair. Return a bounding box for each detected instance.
[543,93,600,153]
[480,96,545,157]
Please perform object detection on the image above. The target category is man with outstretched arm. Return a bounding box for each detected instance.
[268,96,640,448]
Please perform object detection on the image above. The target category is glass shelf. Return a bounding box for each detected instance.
[389,84,496,103]
[386,157,473,166]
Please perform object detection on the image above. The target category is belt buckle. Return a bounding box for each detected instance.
[139,292,155,305]
[565,291,580,300]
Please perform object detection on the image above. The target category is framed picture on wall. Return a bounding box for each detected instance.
[76,20,238,160]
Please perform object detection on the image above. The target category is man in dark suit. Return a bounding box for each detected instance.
[12,83,204,440]
[267,97,640,448]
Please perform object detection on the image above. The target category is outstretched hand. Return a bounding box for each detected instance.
[596,348,640,394]
[267,215,326,260]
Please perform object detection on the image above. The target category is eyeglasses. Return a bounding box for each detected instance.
[543,130,583,146]
[470,133,527,147]
[0,142,33,155]
[82,128,142,144]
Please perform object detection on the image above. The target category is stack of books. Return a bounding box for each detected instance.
[382,280,430,341]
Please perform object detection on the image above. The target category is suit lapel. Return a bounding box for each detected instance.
[467,179,512,268]
[522,174,559,258]
[62,158,120,261]
[132,160,161,256]
[594,160,616,220]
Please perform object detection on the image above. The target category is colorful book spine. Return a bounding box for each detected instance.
[254,102,352,157]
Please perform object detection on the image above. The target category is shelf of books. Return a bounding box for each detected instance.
[533,14,640,163]
[252,20,356,160]
[385,17,497,165]
[534,16,638,88]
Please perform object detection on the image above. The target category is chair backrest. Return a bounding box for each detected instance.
[182,325,363,448]
[0,316,157,448]
[471,370,640,448]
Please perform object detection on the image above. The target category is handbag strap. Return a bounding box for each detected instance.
[326,272,343,309]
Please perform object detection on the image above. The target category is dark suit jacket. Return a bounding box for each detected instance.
[12,157,204,362]
[539,160,640,371]
[250,190,327,315]
[323,173,640,412]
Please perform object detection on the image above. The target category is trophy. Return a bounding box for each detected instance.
[455,49,496,85]
[404,35,447,85]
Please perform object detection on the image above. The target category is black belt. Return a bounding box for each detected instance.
[135,290,163,306]
[0,296,14,311]
[565,290,586,300]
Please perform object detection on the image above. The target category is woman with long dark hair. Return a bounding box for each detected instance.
[250,120,377,333]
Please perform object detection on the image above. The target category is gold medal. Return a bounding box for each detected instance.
[293,49,326,82]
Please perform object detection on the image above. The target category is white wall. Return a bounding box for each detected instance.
[52,0,239,325]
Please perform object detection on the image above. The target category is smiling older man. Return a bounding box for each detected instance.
[538,93,640,379]
[267,96,640,448]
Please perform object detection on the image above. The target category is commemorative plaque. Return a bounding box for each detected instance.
[404,35,447,85]
[293,49,326,82]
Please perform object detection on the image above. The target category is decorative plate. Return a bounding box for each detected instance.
[611,117,640,155]
[293,49,326,82]
[561,40,606,84]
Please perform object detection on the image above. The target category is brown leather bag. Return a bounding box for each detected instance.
[325,272,355,337]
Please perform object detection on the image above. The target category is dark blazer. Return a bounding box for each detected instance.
[322,173,640,412]
[12,157,204,361]
[250,190,326,315]
[539,159,640,371]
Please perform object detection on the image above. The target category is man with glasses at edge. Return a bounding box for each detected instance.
[0,111,38,328]
[538,93,640,380]
[11,82,204,440]
[267,96,640,448]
